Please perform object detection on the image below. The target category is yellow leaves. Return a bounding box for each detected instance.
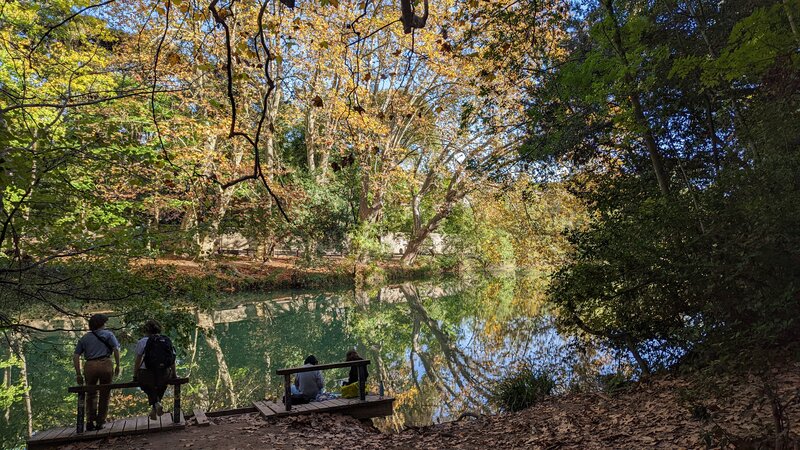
[172,0,190,14]
[166,53,182,66]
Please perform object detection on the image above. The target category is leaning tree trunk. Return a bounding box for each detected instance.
[401,186,465,265]
[602,0,670,196]
[197,312,238,408]
[10,338,32,437]
[197,186,236,259]
[3,361,10,424]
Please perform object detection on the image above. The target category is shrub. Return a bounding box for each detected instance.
[490,364,555,412]
[597,372,631,396]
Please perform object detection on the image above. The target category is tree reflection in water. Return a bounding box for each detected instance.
[1,276,614,447]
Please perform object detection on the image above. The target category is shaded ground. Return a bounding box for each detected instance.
[55,363,799,449]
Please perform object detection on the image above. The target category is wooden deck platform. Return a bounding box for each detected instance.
[27,412,185,449]
[253,395,395,420]
[26,396,393,448]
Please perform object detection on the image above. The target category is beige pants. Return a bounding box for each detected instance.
[84,358,113,425]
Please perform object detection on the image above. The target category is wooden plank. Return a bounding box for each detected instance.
[160,412,174,428]
[94,421,114,438]
[135,415,150,433]
[275,402,315,415]
[122,416,139,434]
[193,408,210,426]
[276,360,369,375]
[28,427,60,442]
[290,403,315,413]
[108,417,126,435]
[27,411,191,449]
[302,401,328,411]
[53,425,78,440]
[205,406,258,417]
[29,426,70,443]
[253,400,278,418]
[262,401,283,415]
[270,396,395,419]
[326,398,352,407]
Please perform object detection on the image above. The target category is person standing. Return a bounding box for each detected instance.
[73,313,121,431]
[133,320,176,420]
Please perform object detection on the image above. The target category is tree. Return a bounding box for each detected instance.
[524,0,800,371]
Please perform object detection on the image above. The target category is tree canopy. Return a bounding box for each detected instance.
[1,0,798,379]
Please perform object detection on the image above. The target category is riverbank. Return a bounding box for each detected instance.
[134,255,453,292]
[62,362,799,449]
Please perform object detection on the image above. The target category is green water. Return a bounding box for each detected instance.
[0,275,610,448]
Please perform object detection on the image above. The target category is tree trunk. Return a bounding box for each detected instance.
[357,172,382,223]
[4,348,10,424]
[197,312,238,408]
[603,0,670,196]
[401,186,464,265]
[784,0,800,46]
[197,185,235,259]
[11,339,32,437]
[317,146,330,182]
[305,107,316,172]
[630,95,670,195]
[410,193,421,235]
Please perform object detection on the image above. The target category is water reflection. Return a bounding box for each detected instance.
[0,275,613,447]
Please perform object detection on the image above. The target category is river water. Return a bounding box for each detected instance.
[0,275,615,448]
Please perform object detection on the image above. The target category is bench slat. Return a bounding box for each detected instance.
[275,360,369,375]
[68,377,190,393]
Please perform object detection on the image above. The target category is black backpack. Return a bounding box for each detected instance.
[144,335,175,370]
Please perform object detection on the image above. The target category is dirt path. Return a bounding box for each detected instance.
[57,364,799,449]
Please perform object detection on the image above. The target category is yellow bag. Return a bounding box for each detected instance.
[341,382,360,399]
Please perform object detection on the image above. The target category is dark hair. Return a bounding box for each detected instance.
[88,314,108,331]
[345,350,362,361]
[304,355,318,365]
[143,319,162,335]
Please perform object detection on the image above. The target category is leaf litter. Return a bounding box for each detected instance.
[61,363,798,449]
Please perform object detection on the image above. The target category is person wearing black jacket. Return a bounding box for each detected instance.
[133,320,177,420]
[344,350,368,385]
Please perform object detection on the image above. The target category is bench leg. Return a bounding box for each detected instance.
[77,392,85,434]
[284,375,292,411]
[173,383,181,424]
[358,366,366,401]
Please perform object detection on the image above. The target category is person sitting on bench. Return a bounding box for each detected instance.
[292,355,324,401]
[344,350,368,386]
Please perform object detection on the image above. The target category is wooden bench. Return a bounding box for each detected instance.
[276,360,369,411]
[67,377,189,434]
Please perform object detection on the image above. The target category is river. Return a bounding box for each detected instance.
[0,275,615,448]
